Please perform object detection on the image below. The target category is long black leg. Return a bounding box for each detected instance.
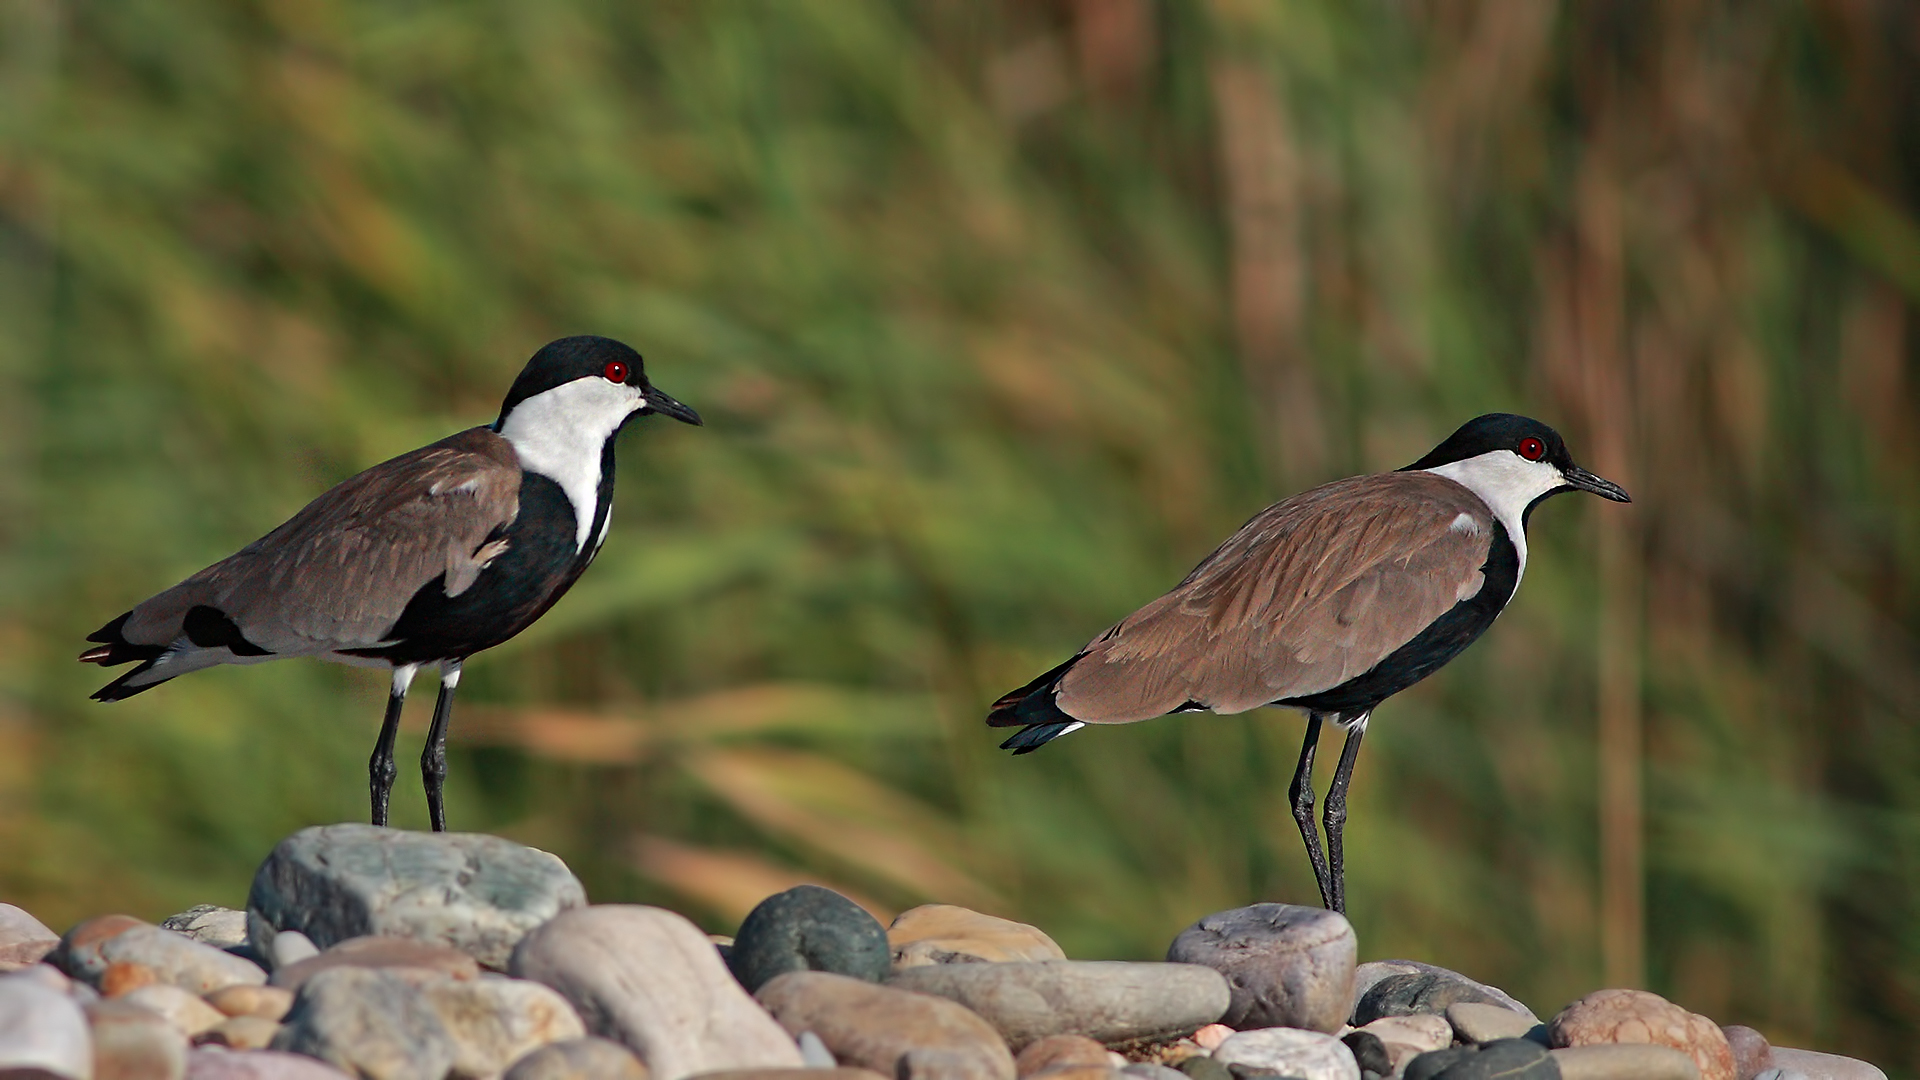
[1322,713,1369,915]
[1289,712,1335,909]
[370,664,418,827]
[421,659,463,833]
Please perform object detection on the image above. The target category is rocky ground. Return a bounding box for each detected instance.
[0,824,1888,1080]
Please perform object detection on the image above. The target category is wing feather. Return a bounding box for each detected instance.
[118,427,522,656]
[1056,472,1494,722]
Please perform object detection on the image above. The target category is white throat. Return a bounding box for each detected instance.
[1423,450,1565,585]
[497,377,642,550]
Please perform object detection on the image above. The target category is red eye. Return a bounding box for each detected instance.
[1518,436,1546,461]
[603,361,629,383]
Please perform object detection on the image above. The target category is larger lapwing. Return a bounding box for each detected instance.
[80,336,700,831]
[989,414,1629,913]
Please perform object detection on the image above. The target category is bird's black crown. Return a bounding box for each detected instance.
[495,336,649,423]
[1399,413,1573,472]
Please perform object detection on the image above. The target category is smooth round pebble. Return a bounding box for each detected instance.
[1212,1027,1358,1080]
[270,935,480,992]
[185,1049,355,1080]
[55,917,266,996]
[199,1016,282,1050]
[888,906,1066,969]
[88,998,189,1080]
[1720,1026,1772,1080]
[756,970,1014,1080]
[206,985,294,1022]
[160,908,252,957]
[268,966,456,1080]
[1167,904,1356,1034]
[889,960,1229,1050]
[1769,1048,1888,1080]
[420,974,586,1079]
[1353,962,1535,1022]
[1175,1056,1231,1080]
[1550,1043,1700,1080]
[0,905,60,973]
[1447,1002,1540,1045]
[729,887,891,993]
[121,984,227,1037]
[1015,1036,1109,1077]
[267,934,319,973]
[1405,1039,1554,1080]
[799,1031,836,1068]
[502,1037,648,1080]
[1355,972,1506,1026]
[0,971,92,1080]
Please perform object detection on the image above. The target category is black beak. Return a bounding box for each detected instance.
[1564,465,1631,503]
[641,385,703,426]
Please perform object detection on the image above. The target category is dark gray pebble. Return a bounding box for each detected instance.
[1343,1031,1391,1077]
[1408,1039,1558,1080]
[1177,1055,1234,1080]
[728,886,890,993]
[1355,972,1504,1026]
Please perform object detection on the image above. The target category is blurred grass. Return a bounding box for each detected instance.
[2,0,1918,1070]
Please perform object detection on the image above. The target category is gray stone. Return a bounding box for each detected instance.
[1353,962,1535,1023]
[421,975,586,1079]
[268,966,457,1080]
[888,961,1229,1050]
[267,933,317,972]
[1166,904,1355,1034]
[247,825,586,970]
[1768,1049,1887,1080]
[511,905,803,1080]
[729,887,890,994]
[798,1033,835,1069]
[756,971,1013,1080]
[87,999,188,1080]
[0,906,60,973]
[1211,1027,1357,1080]
[1720,1027,1772,1080]
[1752,1071,1810,1080]
[1447,1002,1541,1045]
[159,908,254,963]
[1405,1040,1555,1080]
[1174,1058,1230,1080]
[502,1038,648,1080]
[184,1050,354,1080]
[1355,971,1511,1027]
[1550,1044,1700,1080]
[0,970,91,1079]
[52,917,265,997]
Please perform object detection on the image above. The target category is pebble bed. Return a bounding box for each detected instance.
[0,823,1888,1080]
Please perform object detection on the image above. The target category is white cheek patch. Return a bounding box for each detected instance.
[1424,449,1566,586]
[498,376,643,550]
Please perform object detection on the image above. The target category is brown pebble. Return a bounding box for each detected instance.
[1550,989,1733,1080]
[267,934,479,991]
[204,984,294,1021]
[99,961,159,998]
[193,1015,281,1050]
[1016,1036,1111,1078]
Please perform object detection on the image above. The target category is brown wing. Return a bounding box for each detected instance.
[1055,471,1495,722]
[118,427,522,655]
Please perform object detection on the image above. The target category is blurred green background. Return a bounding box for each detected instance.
[3,0,1917,1069]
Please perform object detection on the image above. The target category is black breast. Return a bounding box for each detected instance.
[352,471,602,665]
[1277,519,1522,717]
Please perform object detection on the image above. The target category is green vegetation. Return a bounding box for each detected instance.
[2,0,1916,1070]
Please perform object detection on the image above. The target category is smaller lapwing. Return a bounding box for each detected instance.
[988,414,1630,913]
[80,336,700,831]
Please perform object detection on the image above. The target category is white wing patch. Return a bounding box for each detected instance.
[1449,512,1481,535]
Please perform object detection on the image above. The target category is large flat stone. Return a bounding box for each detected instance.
[889,960,1228,1050]
[248,825,586,971]
[511,905,802,1080]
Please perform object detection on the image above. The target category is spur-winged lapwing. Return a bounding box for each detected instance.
[988,414,1630,912]
[79,336,700,831]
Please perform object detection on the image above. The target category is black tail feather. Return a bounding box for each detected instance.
[988,652,1089,755]
[998,721,1082,755]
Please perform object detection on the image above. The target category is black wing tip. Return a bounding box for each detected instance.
[89,661,170,701]
[988,653,1092,755]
